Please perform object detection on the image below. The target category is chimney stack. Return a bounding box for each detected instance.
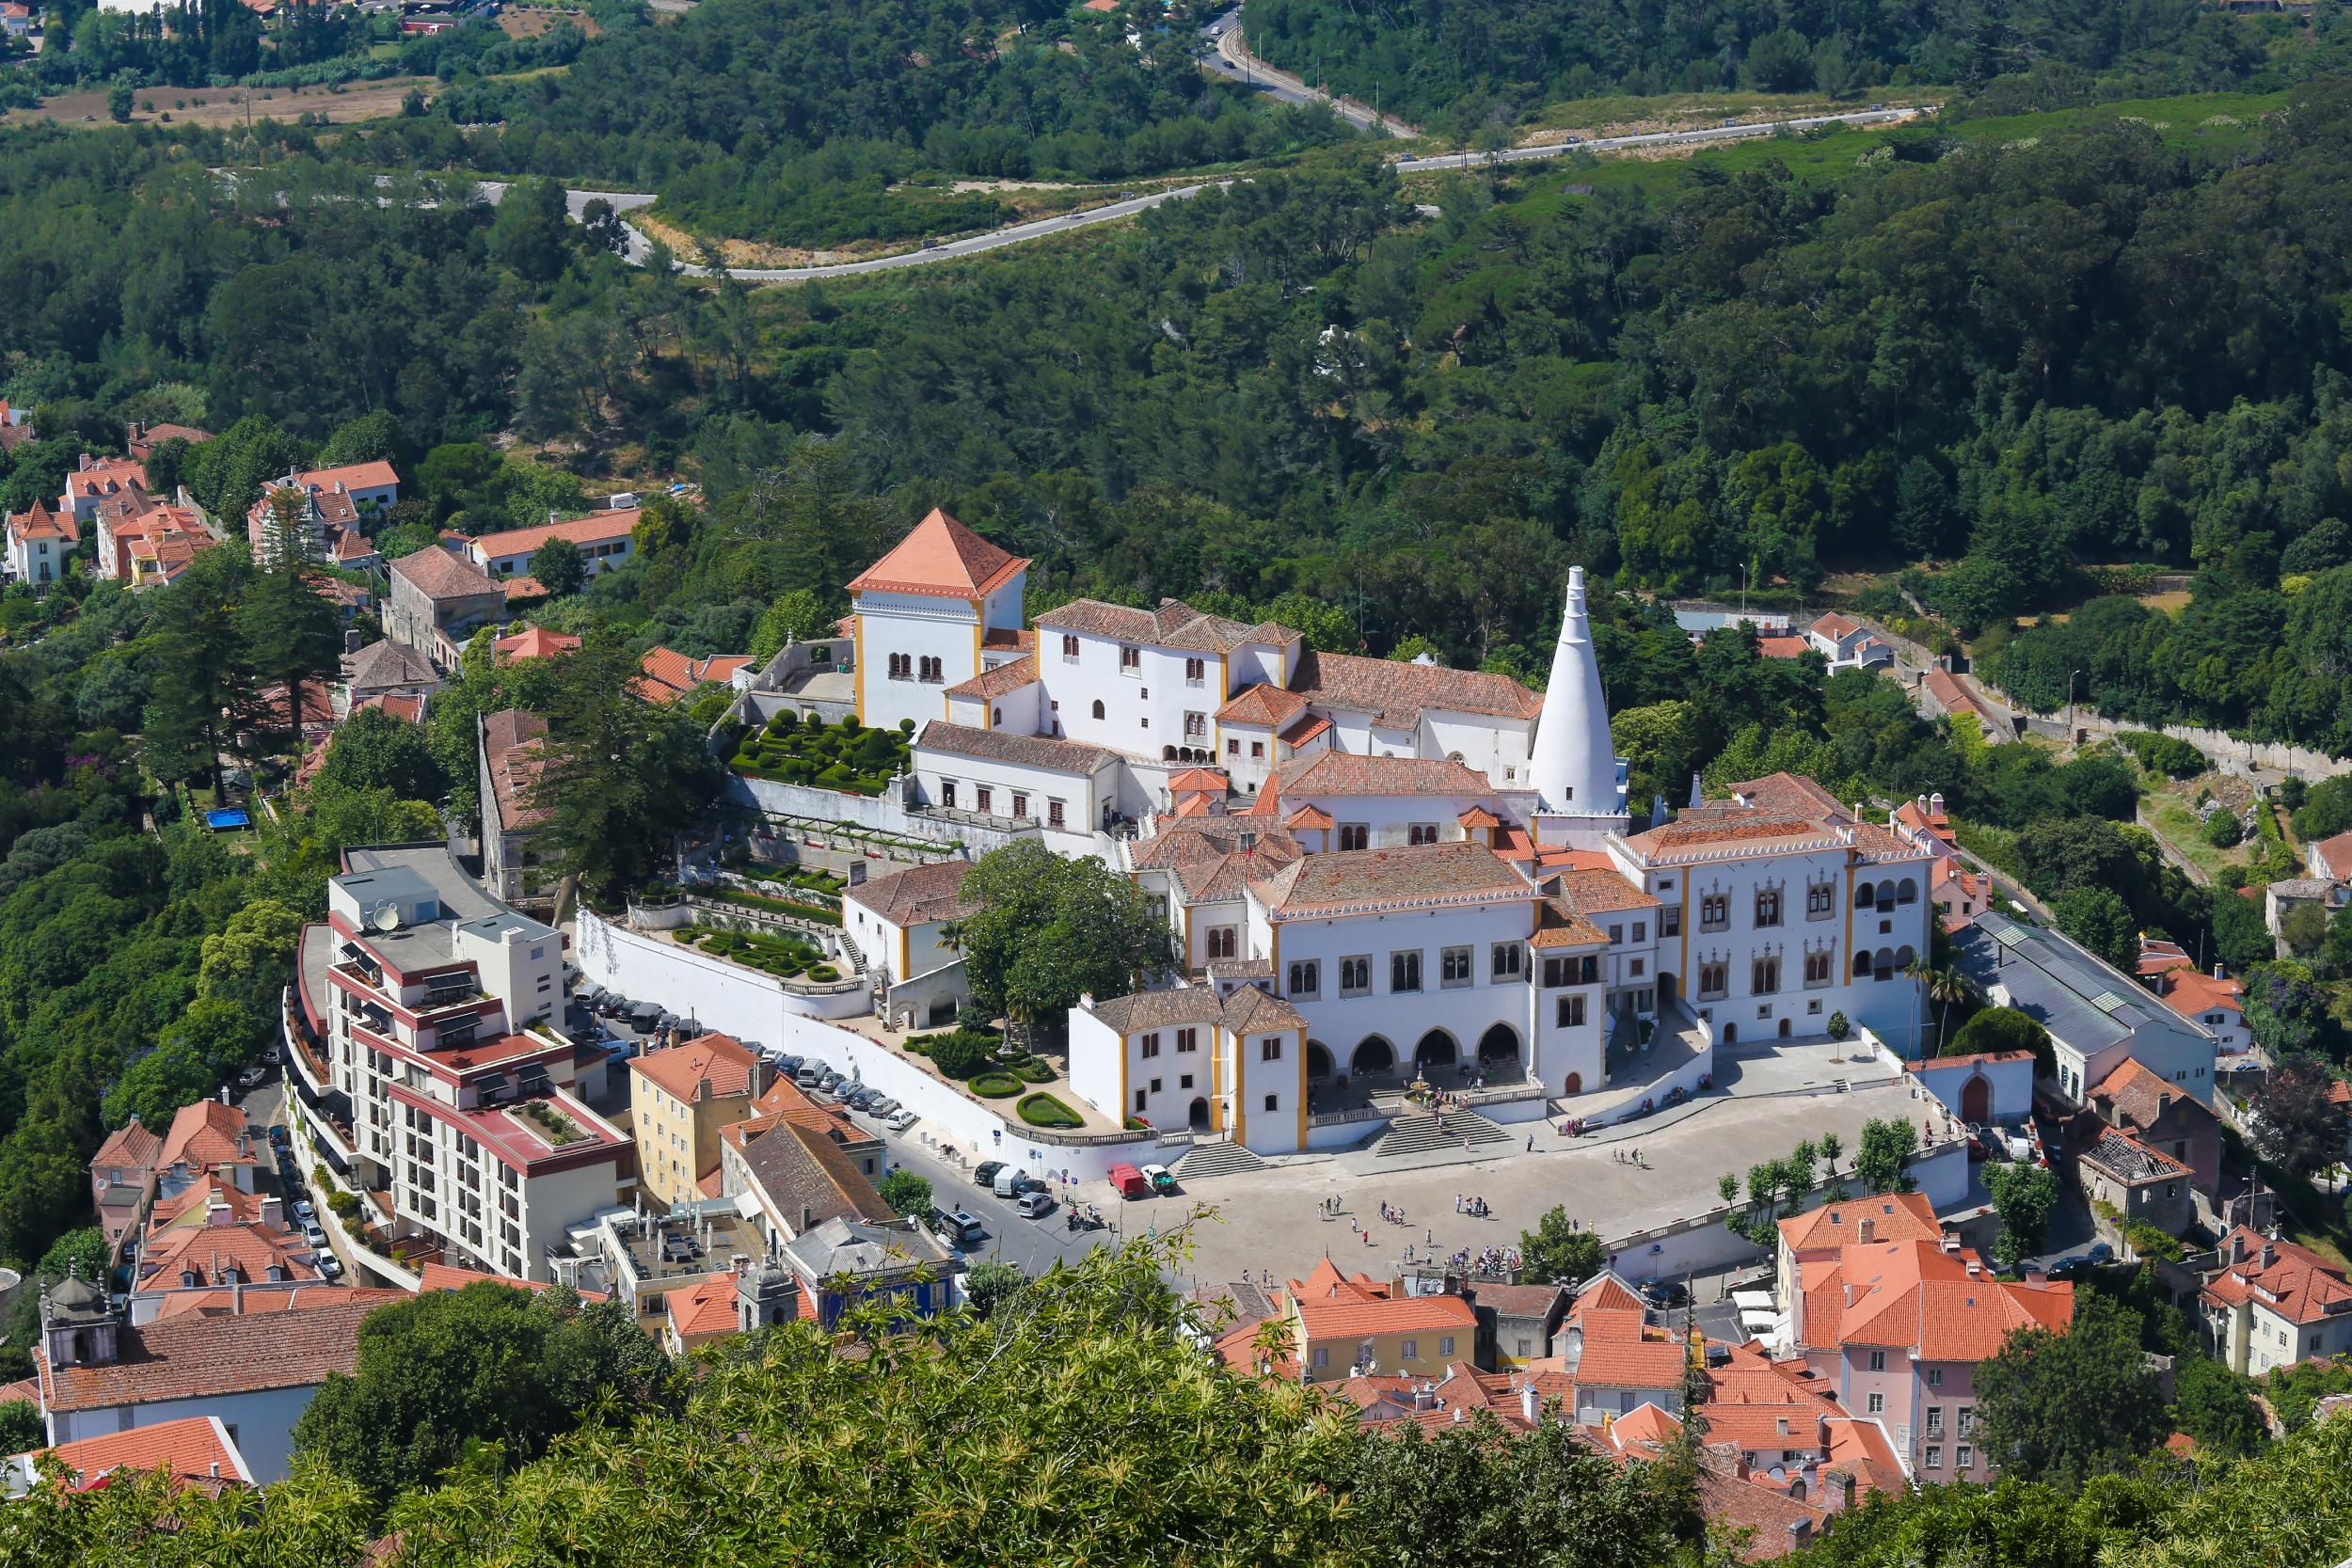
[2261,1241,2277,1269]
[1521,1380,1539,1428]
[2231,1232,2247,1265]
[1930,791,1944,816]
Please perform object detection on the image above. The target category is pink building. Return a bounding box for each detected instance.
[1781,1231,2072,1483]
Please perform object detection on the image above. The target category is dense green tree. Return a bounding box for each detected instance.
[957,843,1173,1044]
[1975,1295,2170,1491]
[527,537,586,597]
[315,707,446,803]
[1852,1117,1918,1195]
[1518,1205,1605,1287]
[960,1259,1025,1320]
[876,1169,931,1218]
[1948,1006,2056,1078]
[2247,1056,2348,1177]
[1983,1161,2059,1269]
[2169,1354,2265,1459]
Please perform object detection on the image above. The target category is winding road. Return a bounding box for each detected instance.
[464,12,1931,287]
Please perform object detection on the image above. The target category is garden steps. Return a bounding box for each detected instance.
[1172,1141,1267,1181]
[1369,1107,1512,1159]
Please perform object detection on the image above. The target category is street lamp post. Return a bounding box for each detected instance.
[2065,667,2081,743]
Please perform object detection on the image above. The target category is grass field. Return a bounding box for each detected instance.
[2140,782,2259,886]
[6,78,433,131]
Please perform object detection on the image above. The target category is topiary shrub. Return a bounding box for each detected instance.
[2204,811,2245,849]
[1017,1092,1084,1129]
[810,965,839,982]
[1014,1058,1056,1084]
[925,1028,1002,1079]
[818,764,855,785]
[969,1071,1023,1098]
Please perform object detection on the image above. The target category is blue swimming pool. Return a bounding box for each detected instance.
[205,808,251,831]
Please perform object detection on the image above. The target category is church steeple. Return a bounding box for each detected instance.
[1528,566,1621,819]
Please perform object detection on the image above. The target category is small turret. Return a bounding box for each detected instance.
[1528,567,1622,819]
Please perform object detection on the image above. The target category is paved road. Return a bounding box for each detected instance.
[875,1118,1134,1280]
[1200,7,1418,137]
[1393,105,1927,171]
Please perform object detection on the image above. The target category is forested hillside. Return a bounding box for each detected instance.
[342,0,1353,244]
[1244,0,2347,128]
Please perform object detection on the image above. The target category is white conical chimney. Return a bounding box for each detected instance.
[1529,567,1618,816]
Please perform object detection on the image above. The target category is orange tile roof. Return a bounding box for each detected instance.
[630,1032,760,1104]
[1757,635,1810,659]
[137,1220,318,1288]
[1776,1192,1938,1253]
[1291,649,1541,725]
[843,858,980,927]
[1547,867,1660,913]
[298,460,399,494]
[1216,683,1310,727]
[1251,841,1530,918]
[1168,766,1230,793]
[638,646,754,701]
[1804,1240,2074,1360]
[92,1118,165,1173]
[18,1415,252,1494]
[1295,1286,1476,1340]
[1284,803,1334,830]
[2201,1227,2352,1325]
[668,1273,741,1339]
[848,508,1026,599]
[146,1174,264,1233]
[2312,831,2352,881]
[1457,805,1502,830]
[469,510,644,560]
[943,653,1040,701]
[493,626,580,661]
[156,1101,255,1172]
[2090,1057,2220,1133]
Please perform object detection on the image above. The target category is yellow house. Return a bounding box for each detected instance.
[1282,1258,1483,1383]
[627,1033,765,1211]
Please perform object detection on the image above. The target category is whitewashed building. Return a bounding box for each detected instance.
[848,508,1031,737]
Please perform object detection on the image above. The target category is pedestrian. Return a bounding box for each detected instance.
[1527,1134,1534,1152]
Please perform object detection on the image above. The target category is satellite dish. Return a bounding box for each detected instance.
[370,902,402,933]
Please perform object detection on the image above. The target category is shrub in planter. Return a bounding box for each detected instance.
[926,1028,1001,1079]
[1017,1092,1084,1129]
[810,965,839,982]
[1014,1059,1056,1084]
[970,1071,1024,1098]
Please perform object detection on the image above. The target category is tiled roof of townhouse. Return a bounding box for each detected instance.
[914,721,1116,776]
[156,1100,255,1173]
[848,508,1026,598]
[942,653,1040,702]
[631,1032,761,1103]
[2310,831,2352,880]
[1290,1269,1478,1341]
[723,1116,890,1230]
[1799,1240,2073,1359]
[637,646,754,701]
[1216,682,1310,726]
[668,1273,741,1339]
[2091,1058,2218,1133]
[1267,752,1496,799]
[1529,898,1610,950]
[1128,816,1303,872]
[346,639,439,690]
[1168,767,1230,796]
[1172,839,1307,904]
[1756,635,1811,659]
[469,510,644,560]
[1621,811,1839,861]
[298,460,399,494]
[1289,649,1543,725]
[492,626,580,661]
[2081,1129,2190,1185]
[136,1220,320,1289]
[63,455,149,501]
[91,1117,165,1175]
[355,692,425,724]
[979,626,1033,652]
[1219,982,1306,1036]
[146,1173,265,1232]
[2201,1227,2352,1325]
[1251,841,1531,918]
[748,1075,879,1152]
[1811,612,1862,641]
[146,1285,406,1321]
[1726,772,1848,821]
[843,858,980,927]
[1776,1191,1939,1253]
[8,1414,253,1497]
[482,709,552,830]
[391,543,500,601]
[38,1296,377,1415]
[6,499,74,544]
[1920,667,2003,728]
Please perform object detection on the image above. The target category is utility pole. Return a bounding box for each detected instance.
[2065,666,2081,743]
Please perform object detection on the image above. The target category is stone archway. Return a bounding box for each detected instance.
[1961,1072,1992,1124]
[1353,1036,1395,1076]
[1477,1022,1520,1066]
[1307,1040,1335,1080]
[1414,1030,1458,1071]
[1188,1097,1211,1132]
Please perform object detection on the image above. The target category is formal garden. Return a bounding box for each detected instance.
[903,1022,1089,1127]
[728,711,914,794]
[674,924,843,983]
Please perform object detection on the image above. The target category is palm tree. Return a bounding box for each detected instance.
[1928,966,1971,1051]
[1902,954,1933,1054]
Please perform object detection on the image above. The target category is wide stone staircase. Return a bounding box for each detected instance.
[1371,1105,1513,1159]
[1172,1141,1267,1181]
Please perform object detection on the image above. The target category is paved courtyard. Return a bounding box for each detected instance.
[1158,1060,1950,1300]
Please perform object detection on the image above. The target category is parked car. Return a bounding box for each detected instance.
[293,1199,316,1224]
[1108,1163,1151,1199]
[845,1087,878,1111]
[1645,1280,1689,1308]
[267,1125,289,1147]
[773,1053,803,1074]
[794,1067,823,1088]
[316,1255,343,1280]
[866,1096,900,1117]
[236,1066,268,1091]
[930,1206,985,1245]
[303,1223,329,1250]
[1139,1164,1178,1196]
[1015,1191,1057,1219]
[974,1161,1007,1190]
[885,1108,919,1132]
[262,1047,281,1066]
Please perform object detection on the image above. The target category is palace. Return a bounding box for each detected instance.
[833,512,1935,1152]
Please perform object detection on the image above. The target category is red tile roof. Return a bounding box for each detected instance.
[1269,751,1495,799]
[299,460,399,494]
[637,646,754,701]
[2201,1227,2352,1326]
[16,1415,253,1495]
[848,508,1026,599]
[842,859,979,927]
[39,1296,377,1414]
[630,1032,761,1104]
[1252,841,1530,918]
[2312,831,2352,881]
[1801,1240,2074,1360]
[391,544,501,602]
[1776,1192,1938,1253]
[482,709,552,830]
[469,510,643,561]
[942,653,1039,702]
[91,1118,165,1174]
[1757,635,1811,659]
[1290,649,1541,727]
[157,1101,255,1173]
[493,626,580,661]
[668,1273,740,1339]
[1216,683,1310,727]
[136,1220,319,1289]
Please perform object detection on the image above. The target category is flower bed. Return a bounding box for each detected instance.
[517,1100,585,1145]
[969,1071,1024,1099]
[735,862,850,898]
[1017,1092,1084,1129]
[730,711,913,795]
[678,924,829,979]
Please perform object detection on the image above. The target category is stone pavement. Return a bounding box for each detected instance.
[1160,1068,1939,1299]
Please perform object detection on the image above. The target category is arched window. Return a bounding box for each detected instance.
[1895,878,1919,905]
[1855,883,1877,910]
[992,706,1002,726]
[1852,950,1872,977]
[1091,700,1105,720]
